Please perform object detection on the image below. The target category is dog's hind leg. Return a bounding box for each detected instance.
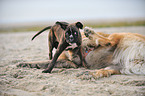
[48,42,53,60]
[48,30,54,60]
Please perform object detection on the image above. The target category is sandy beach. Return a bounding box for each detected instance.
[0,26,145,96]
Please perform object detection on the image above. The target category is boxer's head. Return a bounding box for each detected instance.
[56,21,83,43]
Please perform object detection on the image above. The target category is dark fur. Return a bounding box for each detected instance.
[32,21,87,73]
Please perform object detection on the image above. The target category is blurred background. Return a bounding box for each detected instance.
[0,0,145,32]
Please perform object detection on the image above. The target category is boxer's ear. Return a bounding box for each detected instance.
[76,22,83,29]
[56,21,68,30]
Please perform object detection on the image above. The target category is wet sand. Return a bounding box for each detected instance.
[0,26,145,96]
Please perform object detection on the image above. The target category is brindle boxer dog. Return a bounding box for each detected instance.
[32,21,87,73]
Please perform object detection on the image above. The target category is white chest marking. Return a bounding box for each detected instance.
[66,43,78,49]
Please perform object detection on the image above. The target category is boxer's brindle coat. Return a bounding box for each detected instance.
[32,21,87,73]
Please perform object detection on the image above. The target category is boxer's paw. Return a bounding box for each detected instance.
[42,69,51,73]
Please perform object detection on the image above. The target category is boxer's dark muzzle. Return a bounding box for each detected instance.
[65,28,78,43]
[69,35,74,42]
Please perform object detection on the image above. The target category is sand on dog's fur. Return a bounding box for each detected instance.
[0,26,145,96]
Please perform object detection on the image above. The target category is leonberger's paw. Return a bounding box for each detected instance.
[89,69,120,79]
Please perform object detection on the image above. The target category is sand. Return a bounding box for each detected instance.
[0,26,145,96]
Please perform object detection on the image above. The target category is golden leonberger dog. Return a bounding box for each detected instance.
[82,27,145,78]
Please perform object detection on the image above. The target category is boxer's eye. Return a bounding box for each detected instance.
[68,32,71,35]
[66,32,69,35]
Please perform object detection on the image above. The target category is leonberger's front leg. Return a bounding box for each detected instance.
[17,60,51,69]
[17,59,77,69]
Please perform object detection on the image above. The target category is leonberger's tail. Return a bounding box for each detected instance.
[31,26,52,40]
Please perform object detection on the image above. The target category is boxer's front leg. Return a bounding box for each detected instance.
[77,46,89,68]
[42,42,68,73]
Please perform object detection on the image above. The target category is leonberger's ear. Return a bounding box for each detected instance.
[75,22,83,29]
[56,21,68,30]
